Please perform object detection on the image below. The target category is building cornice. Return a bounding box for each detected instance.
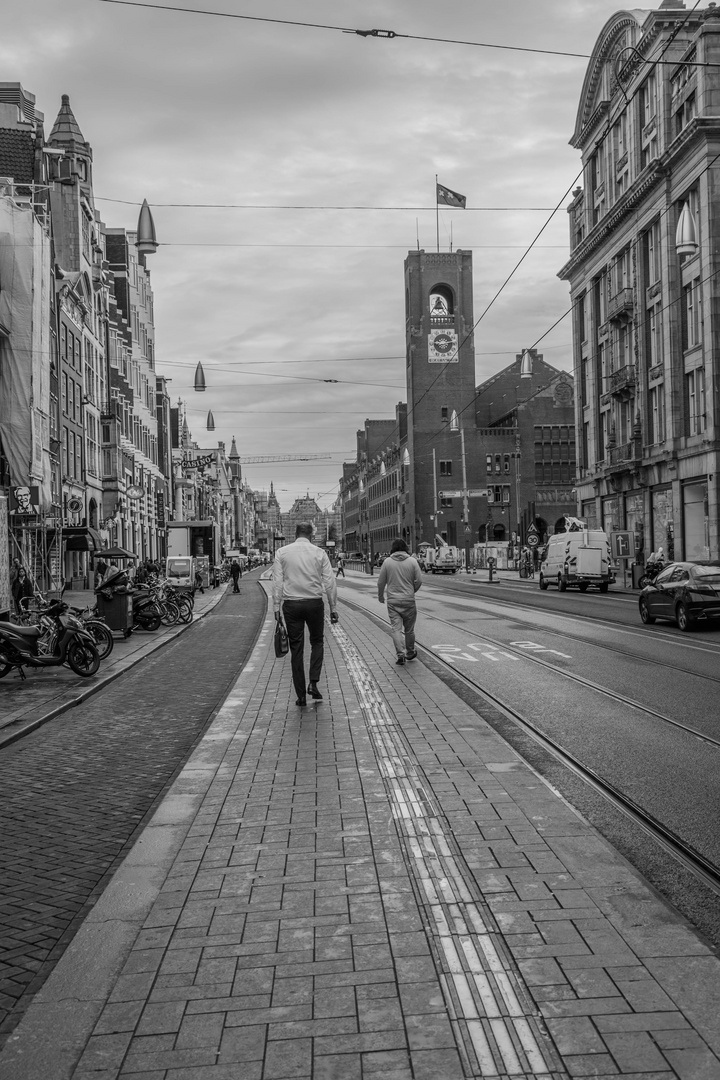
[558,161,665,281]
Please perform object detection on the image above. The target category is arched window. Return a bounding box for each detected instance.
[429,285,454,320]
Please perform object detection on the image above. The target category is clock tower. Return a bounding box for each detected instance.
[404,250,480,550]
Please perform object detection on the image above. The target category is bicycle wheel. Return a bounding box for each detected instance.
[67,637,101,677]
[176,597,194,624]
[159,600,180,626]
[85,619,114,660]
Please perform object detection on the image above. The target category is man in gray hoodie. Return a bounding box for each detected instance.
[377,538,423,665]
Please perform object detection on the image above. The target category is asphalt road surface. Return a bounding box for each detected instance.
[339,571,720,949]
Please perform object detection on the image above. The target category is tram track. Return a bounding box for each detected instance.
[420,609,720,750]
[432,577,720,684]
[341,594,720,899]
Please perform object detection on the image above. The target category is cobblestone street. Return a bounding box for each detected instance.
[0,584,265,1044]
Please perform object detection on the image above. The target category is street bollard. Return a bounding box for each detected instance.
[488,557,495,583]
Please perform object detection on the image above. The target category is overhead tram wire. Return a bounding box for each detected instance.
[96,0,720,67]
[95,197,559,211]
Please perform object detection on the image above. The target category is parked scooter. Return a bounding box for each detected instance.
[638,548,665,589]
[0,600,100,679]
[130,585,164,631]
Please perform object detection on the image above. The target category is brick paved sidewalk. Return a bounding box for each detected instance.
[1,591,719,1078]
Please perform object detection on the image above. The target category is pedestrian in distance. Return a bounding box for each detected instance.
[230,559,242,593]
[11,567,34,615]
[95,555,108,587]
[377,537,422,665]
[335,553,345,578]
[272,521,339,707]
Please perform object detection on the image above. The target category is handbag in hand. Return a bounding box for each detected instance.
[274,617,289,657]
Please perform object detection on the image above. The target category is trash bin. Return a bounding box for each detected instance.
[95,570,134,635]
[96,589,134,635]
[631,563,645,590]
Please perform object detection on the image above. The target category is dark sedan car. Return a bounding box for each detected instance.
[638,561,720,631]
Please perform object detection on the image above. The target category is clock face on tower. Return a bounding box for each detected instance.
[428,329,459,363]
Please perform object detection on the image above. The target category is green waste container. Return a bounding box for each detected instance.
[96,590,134,635]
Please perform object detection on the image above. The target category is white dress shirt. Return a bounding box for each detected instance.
[272,537,338,612]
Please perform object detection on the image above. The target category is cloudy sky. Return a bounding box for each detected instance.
[3,0,636,510]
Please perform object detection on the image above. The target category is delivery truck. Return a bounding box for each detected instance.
[166,521,220,587]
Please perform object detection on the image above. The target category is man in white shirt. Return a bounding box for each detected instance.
[272,522,339,707]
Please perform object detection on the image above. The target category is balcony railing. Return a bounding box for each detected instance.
[608,288,633,321]
[608,441,635,466]
[610,364,636,395]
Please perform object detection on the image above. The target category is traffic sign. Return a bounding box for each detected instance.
[437,490,464,499]
[526,534,539,547]
[527,522,538,535]
[611,531,632,559]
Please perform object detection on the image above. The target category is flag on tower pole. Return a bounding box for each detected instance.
[436,179,466,251]
[436,183,467,208]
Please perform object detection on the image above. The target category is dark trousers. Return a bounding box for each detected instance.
[231,574,240,592]
[283,598,324,699]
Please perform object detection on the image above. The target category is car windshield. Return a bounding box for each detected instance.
[692,566,720,584]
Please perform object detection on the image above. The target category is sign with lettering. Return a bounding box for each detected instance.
[178,454,215,470]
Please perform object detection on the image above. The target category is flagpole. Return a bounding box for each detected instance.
[435,174,439,253]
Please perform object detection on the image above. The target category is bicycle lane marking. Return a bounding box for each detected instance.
[431,641,571,664]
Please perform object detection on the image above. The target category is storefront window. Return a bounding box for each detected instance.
[602,496,621,534]
[652,488,674,560]
[625,493,645,562]
[683,482,708,561]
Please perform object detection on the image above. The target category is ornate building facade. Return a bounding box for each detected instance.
[559,2,720,561]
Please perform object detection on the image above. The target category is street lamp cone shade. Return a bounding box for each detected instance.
[136,199,158,255]
[450,410,459,431]
[194,362,206,391]
[206,409,215,431]
[520,350,533,378]
[675,202,698,257]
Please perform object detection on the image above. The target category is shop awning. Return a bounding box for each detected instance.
[62,526,104,552]
[90,545,137,560]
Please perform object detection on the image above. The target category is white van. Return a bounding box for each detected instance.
[538,529,615,593]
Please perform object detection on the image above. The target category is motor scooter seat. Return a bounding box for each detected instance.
[5,624,42,638]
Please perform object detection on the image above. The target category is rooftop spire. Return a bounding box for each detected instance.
[229,437,240,460]
[48,94,87,146]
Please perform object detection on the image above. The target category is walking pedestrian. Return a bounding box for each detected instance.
[230,559,242,593]
[377,537,422,665]
[95,555,108,587]
[335,553,345,578]
[12,567,34,615]
[272,521,338,707]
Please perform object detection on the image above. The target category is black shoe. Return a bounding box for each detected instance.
[296,697,307,707]
[406,651,417,661]
[308,683,323,700]
[396,656,405,666]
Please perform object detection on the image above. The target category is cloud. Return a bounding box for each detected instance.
[2,0,627,508]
